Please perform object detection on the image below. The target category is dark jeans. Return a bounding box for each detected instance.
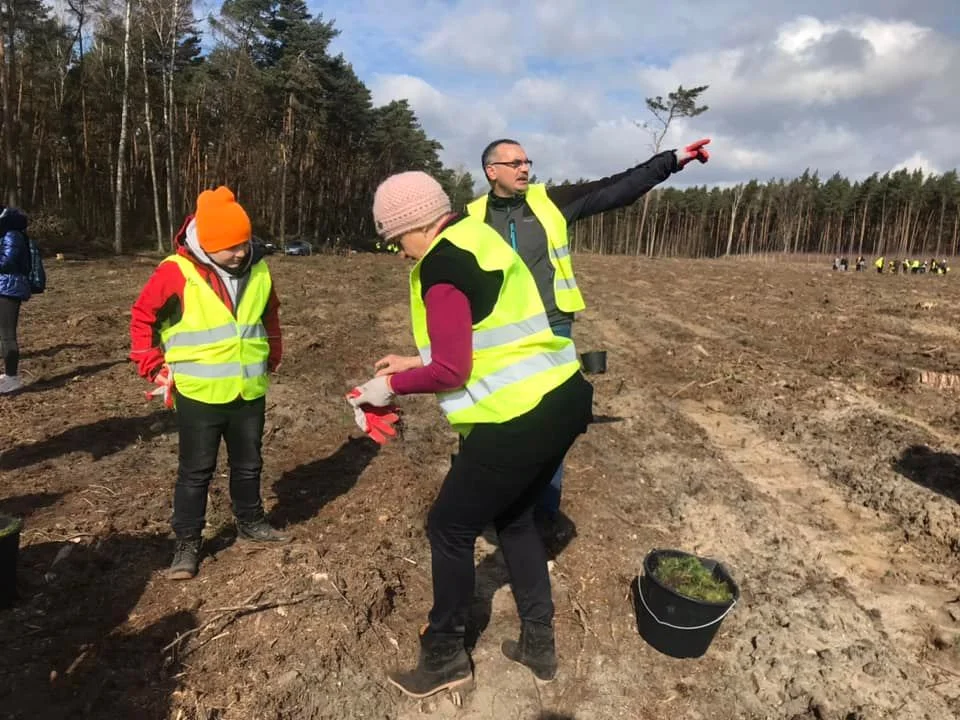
[537,321,573,515]
[426,448,569,636]
[172,394,267,539]
[0,295,21,376]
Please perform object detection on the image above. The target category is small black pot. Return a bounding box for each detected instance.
[580,351,607,374]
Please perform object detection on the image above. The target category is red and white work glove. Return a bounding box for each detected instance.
[145,363,175,409]
[346,376,401,445]
[676,138,710,168]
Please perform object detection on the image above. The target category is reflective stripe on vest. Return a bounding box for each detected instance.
[163,322,267,350]
[160,255,272,404]
[419,314,551,364]
[467,185,586,313]
[166,359,269,379]
[432,345,578,416]
[410,216,580,433]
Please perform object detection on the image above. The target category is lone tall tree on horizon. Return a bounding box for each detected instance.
[636,84,709,255]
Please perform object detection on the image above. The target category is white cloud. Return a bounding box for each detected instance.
[531,0,626,58]
[321,1,960,188]
[370,75,449,122]
[418,9,522,74]
[370,74,508,174]
[892,152,940,176]
[627,15,960,182]
[507,76,602,133]
[636,16,952,109]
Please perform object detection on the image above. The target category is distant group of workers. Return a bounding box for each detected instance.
[870,256,950,275]
[832,255,950,275]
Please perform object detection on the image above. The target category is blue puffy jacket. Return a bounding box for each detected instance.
[0,207,31,301]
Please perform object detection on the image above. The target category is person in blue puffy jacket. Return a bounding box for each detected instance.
[0,206,31,394]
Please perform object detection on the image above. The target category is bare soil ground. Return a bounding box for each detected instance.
[2,253,959,720]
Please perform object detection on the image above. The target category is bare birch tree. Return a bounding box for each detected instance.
[113,0,132,253]
[139,2,164,250]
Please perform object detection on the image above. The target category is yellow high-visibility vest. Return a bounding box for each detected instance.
[467,185,586,313]
[409,217,580,435]
[160,254,271,404]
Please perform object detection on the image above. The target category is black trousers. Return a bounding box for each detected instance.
[172,394,266,539]
[0,295,21,376]
[426,448,569,636]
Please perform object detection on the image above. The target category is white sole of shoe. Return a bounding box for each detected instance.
[387,672,473,699]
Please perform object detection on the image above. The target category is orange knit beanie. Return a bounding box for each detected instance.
[194,186,252,253]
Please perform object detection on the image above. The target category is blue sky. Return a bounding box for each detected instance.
[308,1,959,188]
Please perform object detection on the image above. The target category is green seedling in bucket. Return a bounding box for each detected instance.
[652,555,733,604]
[635,549,739,658]
[0,515,21,540]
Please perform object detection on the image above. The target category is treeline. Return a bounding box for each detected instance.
[563,168,960,259]
[0,0,475,252]
[2,1,956,259]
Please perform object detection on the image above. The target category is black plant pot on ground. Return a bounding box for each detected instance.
[0,514,23,609]
[580,351,607,374]
[633,548,739,659]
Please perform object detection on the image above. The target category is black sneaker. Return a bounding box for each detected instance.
[236,518,291,544]
[167,538,201,580]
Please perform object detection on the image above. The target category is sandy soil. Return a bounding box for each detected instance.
[2,253,958,720]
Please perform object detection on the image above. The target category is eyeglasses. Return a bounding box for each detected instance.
[488,159,533,169]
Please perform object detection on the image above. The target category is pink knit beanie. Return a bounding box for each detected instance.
[373,171,451,240]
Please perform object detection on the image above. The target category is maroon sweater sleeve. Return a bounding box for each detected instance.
[263,285,282,371]
[389,284,472,395]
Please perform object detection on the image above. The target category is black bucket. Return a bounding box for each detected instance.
[633,548,739,659]
[580,351,607,374]
[0,514,23,609]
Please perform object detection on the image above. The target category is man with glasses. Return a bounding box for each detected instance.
[466,137,710,528]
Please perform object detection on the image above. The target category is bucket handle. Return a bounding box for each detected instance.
[637,581,737,631]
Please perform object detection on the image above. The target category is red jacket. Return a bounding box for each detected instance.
[129,221,282,381]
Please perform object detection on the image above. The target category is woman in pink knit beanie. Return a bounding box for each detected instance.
[346,170,594,698]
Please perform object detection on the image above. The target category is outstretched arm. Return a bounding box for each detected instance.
[547,139,710,223]
[546,151,678,223]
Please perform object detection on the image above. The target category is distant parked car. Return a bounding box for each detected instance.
[252,235,277,255]
[284,239,312,256]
